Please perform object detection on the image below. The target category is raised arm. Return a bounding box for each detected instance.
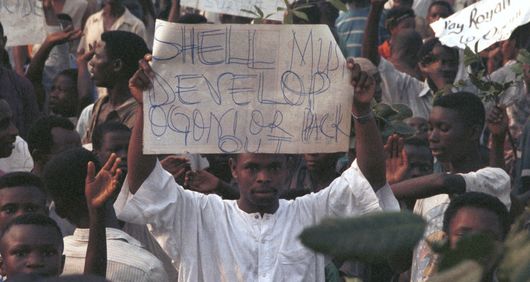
[362,0,386,66]
[84,154,122,277]
[390,173,465,200]
[486,105,508,170]
[168,0,181,22]
[349,58,386,190]
[127,55,157,194]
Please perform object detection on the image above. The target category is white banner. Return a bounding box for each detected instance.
[143,20,352,154]
[180,0,286,21]
[0,0,45,47]
[431,0,530,52]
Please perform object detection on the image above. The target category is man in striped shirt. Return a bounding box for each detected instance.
[335,0,371,58]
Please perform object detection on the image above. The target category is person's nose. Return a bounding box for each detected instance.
[26,253,45,269]
[256,169,272,184]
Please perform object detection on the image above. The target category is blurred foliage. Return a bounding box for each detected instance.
[299,212,426,263]
[498,209,530,282]
[428,260,483,282]
[242,0,347,24]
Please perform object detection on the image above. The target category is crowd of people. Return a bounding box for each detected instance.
[0,0,529,281]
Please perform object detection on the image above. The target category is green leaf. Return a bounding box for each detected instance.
[463,46,481,67]
[292,10,309,22]
[516,49,530,65]
[511,62,524,76]
[391,121,416,137]
[240,9,259,17]
[373,103,398,119]
[327,0,348,11]
[389,104,413,120]
[277,7,286,11]
[284,12,293,24]
[299,212,426,263]
[254,5,264,17]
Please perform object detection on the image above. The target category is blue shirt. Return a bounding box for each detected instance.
[335,7,370,58]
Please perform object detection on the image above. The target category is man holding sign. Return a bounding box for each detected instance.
[107,52,398,281]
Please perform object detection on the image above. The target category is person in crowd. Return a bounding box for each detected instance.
[362,0,463,119]
[0,172,48,229]
[336,0,371,58]
[109,52,398,281]
[422,1,454,40]
[291,0,340,40]
[405,116,429,141]
[27,116,81,177]
[49,69,81,124]
[80,31,150,144]
[388,29,424,80]
[386,92,511,281]
[0,214,64,279]
[43,148,169,281]
[92,122,130,177]
[378,7,416,60]
[442,192,510,280]
[78,0,147,52]
[0,100,33,174]
[0,30,40,138]
[0,22,10,69]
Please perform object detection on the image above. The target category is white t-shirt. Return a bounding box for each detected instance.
[115,160,399,281]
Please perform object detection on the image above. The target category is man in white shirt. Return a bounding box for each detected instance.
[0,99,33,175]
[110,55,399,281]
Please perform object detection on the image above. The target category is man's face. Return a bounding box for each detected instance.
[428,106,470,163]
[0,186,47,229]
[88,41,115,87]
[95,130,130,173]
[0,225,63,278]
[0,101,19,158]
[49,75,77,117]
[427,5,451,24]
[404,145,433,179]
[448,206,503,249]
[230,154,288,213]
[431,45,459,85]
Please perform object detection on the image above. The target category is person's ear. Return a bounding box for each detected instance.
[229,157,238,181]
[113,58,123,72]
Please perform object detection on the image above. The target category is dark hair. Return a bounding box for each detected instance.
[57,13,73,25]
[92,122,131,151]
[428,1,454,15]
[385,7,415,30]
[176,13,208,23]
[443,192,510,239]
[27,116,75,156]
[0,214,63,248]
[56,69,78,86]
[0,172,46,195]
[418,38,459,66]
[433,92,485,130]
[101,31,150,79]
[0,21,4,37]
[392,29,423,65]
[43,148,100,220]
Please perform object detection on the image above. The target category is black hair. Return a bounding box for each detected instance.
[433,92,485,130]
[176,13,208,23]
[92,121,131,151]
[100,31,150,79]
[418,37,459,66]
[56,13,73,25]
[291,0,339,26]
[27,116,75,156]
[43,148,100,221]
[392,29,423,65]
[428,1,454,16]
[56,69,78,86]
[0,172,46,195]
[443,192,510,239]
[0,21,4,37]
[0,214,63,248]
[385,7,415,30]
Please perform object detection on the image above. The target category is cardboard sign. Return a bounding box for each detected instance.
[431,0,530,52]
[0,0,45,46]
[180,0,286,21]
[143,20,352,154]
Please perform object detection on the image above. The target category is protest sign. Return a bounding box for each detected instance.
[0,0,45,47]
[180,0,286,21]
[431,0,530,52]
[144,20,352,154]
